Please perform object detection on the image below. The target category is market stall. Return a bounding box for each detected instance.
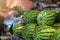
[0,0,60,40]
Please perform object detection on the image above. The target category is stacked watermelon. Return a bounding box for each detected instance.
[22,23,37,40]
[22,10,38,40]
[13,10,38,40]
[23,10,39,24]
[34,25,56,40]
[37,10,56,26]
[56,29,60,40]
[13,24,24,37]
[13,9,60,40]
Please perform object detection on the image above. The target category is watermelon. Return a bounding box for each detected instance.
[22,23,37,40]
[53,23,60,30]
[33,25,56,40]
[13,24,24,37]
[37,10,56,26]
[16,6,25,15]
[55,11,60,22]
[23,10,39,24]
[56,29,60,40]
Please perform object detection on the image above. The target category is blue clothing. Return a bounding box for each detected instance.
[4,12,17,31]
[4,19,16,31]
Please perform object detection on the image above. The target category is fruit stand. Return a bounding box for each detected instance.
[12,1,60,40]
[0,0,60,40]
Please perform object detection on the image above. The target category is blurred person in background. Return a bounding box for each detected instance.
[0,0,33,35]
[0,0,33,18]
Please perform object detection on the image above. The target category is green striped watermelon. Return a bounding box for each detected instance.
[22,23,37,40]
[13,24,24,37]
[37,10,56,26]
[33,25,56,40]
[23,10,39,24]
[56,29,60,40]
[16,6,25,15]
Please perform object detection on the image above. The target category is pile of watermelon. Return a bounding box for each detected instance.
[13,9,60,40]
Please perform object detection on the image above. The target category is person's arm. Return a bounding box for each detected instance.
[0,11,13,18]
[0,6,17,18]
